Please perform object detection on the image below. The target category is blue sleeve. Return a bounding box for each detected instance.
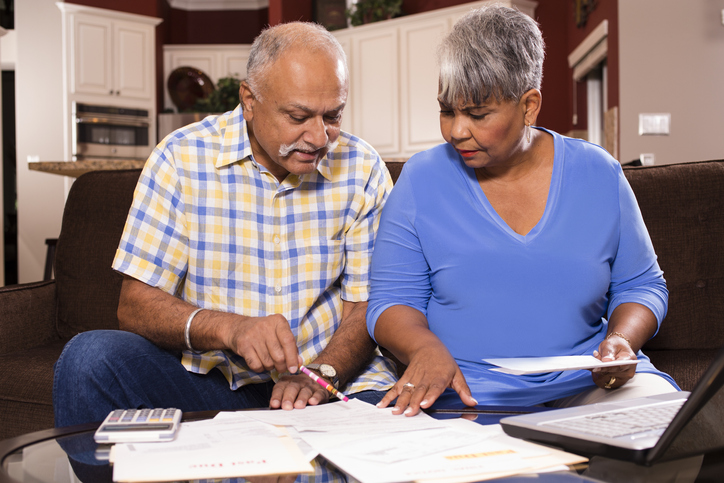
[366,166,432,341]
[607,167,668,332]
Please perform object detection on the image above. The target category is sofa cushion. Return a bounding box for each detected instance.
[645,349,719,392]
[624,160,724,353]
[386,161,405,184]
[55,170,142,339]
[0,339,69,439]
[0,280,58,354]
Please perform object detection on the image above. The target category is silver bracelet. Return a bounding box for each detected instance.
[184,308,204,353]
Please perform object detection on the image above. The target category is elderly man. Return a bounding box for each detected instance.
[53,22,397,427]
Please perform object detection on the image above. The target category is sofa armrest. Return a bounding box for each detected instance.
[0,280,60,355]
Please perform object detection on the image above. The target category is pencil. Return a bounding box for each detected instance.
[299,365,349,402]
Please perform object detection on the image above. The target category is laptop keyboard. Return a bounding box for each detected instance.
[542,399,686,438]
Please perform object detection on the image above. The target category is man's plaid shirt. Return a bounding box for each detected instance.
[112,105,397,394]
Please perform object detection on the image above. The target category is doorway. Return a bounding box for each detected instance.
[2,69,16,285]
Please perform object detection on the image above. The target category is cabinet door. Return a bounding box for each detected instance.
[220,49,250,80]
[72,13,113,96]
[333,33,354,134]
[113,20,154,100]
[400,18,447,155]
[351,29,399,155]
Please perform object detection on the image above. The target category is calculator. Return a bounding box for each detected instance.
[93,408,182,443]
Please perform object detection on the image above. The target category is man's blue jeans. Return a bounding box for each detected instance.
[53,330,385,428]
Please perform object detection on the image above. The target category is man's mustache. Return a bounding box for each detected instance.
[279,139,338,157]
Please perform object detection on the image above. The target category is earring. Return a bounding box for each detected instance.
[526,122,531,143]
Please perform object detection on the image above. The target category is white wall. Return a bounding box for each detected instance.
[15,0,68,283]
[619,0,724,165]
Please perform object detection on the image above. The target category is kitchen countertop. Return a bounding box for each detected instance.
[29,157,409,178]
[28,159,146,178]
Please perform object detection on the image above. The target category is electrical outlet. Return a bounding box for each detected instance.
[640,153,655,166]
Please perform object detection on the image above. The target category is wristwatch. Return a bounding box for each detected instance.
[306,363,339,388]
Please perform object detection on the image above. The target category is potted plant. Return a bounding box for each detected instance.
[192,76,242,113]
[346,0,403,27]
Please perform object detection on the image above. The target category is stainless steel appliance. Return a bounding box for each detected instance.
[72,102,152,160]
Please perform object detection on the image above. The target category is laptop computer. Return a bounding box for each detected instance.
[500,345,724,465]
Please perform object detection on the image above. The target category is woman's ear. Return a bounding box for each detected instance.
[521,89,542,126]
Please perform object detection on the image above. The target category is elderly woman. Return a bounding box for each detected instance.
[366,5,679,416]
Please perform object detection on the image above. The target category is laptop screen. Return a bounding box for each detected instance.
[650,353,724,463]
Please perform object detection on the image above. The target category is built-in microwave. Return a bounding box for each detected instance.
[72,103,152,160]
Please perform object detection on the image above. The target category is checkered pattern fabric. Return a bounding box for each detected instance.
[112,106,397,393]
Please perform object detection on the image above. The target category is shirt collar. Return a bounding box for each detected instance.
[214,105,334,182]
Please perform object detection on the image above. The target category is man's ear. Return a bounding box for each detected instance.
[239,81,255,121]
[521,88,542,126]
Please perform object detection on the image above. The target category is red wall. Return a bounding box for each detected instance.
[163,8,268,44]
[269,0,314,25]
[533,0,572,134]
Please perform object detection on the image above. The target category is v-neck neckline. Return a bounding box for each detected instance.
[462,127,563,244]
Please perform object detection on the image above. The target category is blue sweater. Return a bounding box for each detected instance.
[367,128,677,406]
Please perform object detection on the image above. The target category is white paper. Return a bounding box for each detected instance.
[212,411,320,461]
[301,420,587,483]
[244,398,445,434]
[111,413,313,482]
[484,355,639,375]
[307,427,490,464]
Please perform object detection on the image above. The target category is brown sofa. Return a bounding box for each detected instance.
[1,160,722,441]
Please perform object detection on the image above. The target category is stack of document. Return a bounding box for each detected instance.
[110,399,587,482]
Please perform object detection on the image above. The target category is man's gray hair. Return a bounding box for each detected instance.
[438,4,545,106]
[246,22,348,100]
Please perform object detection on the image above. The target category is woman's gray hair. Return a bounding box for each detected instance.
[438,4,545,105]
[246,22,348,100]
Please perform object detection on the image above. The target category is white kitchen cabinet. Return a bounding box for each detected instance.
[59,4,161,103]
[57,3,161,157]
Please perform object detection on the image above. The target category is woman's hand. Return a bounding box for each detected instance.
[377,341,477,416]
[591,333,637,390]
[591,303,659,390]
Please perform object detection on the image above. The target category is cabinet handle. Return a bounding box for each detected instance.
[109,89,114,95]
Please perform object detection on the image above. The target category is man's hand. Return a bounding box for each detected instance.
[222,314,301,375]
[270,373,330,410]
[118,277,302,375]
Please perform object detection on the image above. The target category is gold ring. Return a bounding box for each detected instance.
[605,376,616,389]
[402,382,415,391]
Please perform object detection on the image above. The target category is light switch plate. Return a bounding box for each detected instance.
[638,113,671,135]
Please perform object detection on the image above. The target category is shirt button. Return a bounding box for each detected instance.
[274,285,282,293]
[273,235,280,244]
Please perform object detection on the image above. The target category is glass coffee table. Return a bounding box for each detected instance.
[1,410,722,483]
